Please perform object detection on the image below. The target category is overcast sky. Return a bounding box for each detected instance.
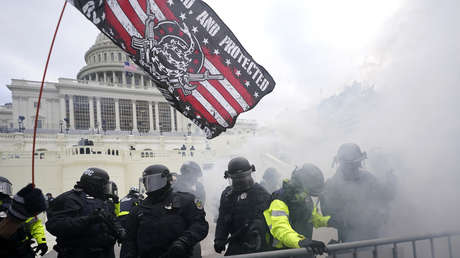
[0,0,404,123]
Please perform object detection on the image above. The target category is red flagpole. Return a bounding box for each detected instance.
[32,1,67,186]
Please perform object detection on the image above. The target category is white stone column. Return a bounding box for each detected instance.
[154,102,160,131]
[59,97,66,120]
[148,101,154,133]
[115,99,120,131]
[170,106,175,131]
[12,96,19,130]
[95,73,99,82]
[103,72,107,83]
[89,97,95,129]
[176,111,183,133]
[141,75,145,88]
[68,95,75,130]
[132,100,138,132]
[113,71,116,85]
[96,97,102,131]
[122,72,126,85]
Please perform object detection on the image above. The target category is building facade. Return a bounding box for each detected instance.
[7,34,195,135]
[0,33,256,197]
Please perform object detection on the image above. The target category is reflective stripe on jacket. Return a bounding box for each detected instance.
[264,199,330,249]
[25,217,47,244]
[118,210,129,217]
[264,199,304,249]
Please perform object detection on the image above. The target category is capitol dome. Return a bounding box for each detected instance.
[77,33,155,89]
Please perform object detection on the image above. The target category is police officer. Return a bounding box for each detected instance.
[0,177,48,257]
[45,193,55,207]
[320,143,394,242]
[260,167,281,194]
[264,164,329,257]
[121,164,209,258]
[0,183,47,258]
[214,157,271,256]
[118,187,142,220]
[46,168,125,258]
[118,187,142,256]
[174,161,206,204]
[173,161,207,258]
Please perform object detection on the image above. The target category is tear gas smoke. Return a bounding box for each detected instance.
[200,0,460,251]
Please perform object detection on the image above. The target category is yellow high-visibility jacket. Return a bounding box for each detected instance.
[24,217,47,245]
[264,198,330,249]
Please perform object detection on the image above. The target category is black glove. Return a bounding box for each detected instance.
[8,184,46,221]
[167,237,189,258]
[112,195,119,204]
[34,243,48,256]
[214,240,226,253]
[299,239,327,256]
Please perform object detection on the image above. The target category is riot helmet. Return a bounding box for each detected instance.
[79,167,111,199]
[0,176,12,197]
[291,163,325,196]
[334,143,367,180]
[334,143,367,166]
[128,186,140,198]
[225,157,255,192]
[129,187,139,195]
[263,167,281,182]
[180,161,203,178]
[142,164,171,193]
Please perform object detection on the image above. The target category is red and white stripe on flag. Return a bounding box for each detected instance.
[67,0,275,138]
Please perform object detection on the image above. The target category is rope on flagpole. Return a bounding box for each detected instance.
[32,1,67,186]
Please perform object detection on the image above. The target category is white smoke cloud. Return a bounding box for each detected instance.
[203,0,460,243]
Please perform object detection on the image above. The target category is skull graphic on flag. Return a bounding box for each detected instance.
[132,2,222,96]
[67,0,276,139]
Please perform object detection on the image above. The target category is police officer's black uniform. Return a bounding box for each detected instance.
[121,164,208,258]
[118,187,142,228]
[119,190,142,213]
[320,143,394,242]
[46,168,119,258]
[214,157,271,256]
[173,161,207,258]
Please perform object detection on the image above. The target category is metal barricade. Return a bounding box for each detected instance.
[222,231,460,258]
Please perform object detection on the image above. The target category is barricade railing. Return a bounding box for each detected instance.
[223,231,460,258]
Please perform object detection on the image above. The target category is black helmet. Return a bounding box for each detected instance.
[129,187,139,195]
[291,163,325,196]
[79,168,110,199]
[180,161,203,178]
[225,157,255,192]
[0,176,12,196]
[263,167,280,182]
[142,164,171,193]
[335,143,367,166]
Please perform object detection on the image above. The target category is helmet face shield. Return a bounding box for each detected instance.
[0,181,12,196]
[229,170,254,192]
[105,182,118,197]
[143,173,168,192]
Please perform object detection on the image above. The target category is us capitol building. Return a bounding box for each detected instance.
[0,33,257,196]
